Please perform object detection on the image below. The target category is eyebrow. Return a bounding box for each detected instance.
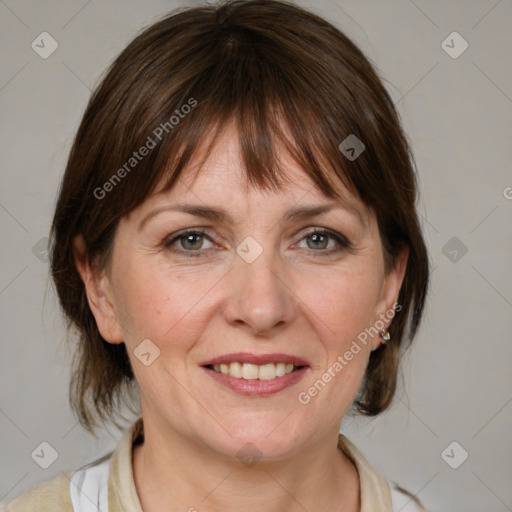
[138,201,366,232]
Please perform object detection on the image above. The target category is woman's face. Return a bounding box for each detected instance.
[80,123,406,460]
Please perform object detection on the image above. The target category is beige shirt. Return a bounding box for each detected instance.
[2,417,423,511]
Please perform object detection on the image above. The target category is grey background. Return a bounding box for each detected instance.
[1,1,511,511]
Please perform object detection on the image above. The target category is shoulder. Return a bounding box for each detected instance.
[338,434,426,512]
[1,418,143,512]
[1,470,74,511]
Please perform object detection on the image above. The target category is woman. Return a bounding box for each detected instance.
[4,1,429,510]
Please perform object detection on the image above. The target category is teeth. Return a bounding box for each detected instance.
[275,362,286,377]
[230,362,243,378]
[242,363,259,379]
[258,363,276,380]
[210,362,299,379]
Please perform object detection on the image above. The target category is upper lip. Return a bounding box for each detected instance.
[201,352,310,367]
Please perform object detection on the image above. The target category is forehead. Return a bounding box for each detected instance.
[148,122,371,225]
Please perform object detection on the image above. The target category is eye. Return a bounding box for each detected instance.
[162,227,350,258]
[296,228,350,255]
[163,228,215,256]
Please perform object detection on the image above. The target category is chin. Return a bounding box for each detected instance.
[203,415,305,461]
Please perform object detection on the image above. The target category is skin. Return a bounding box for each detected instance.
[74,122,408,512]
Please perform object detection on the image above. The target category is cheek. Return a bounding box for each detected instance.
[112,260,219,346]
[295,266,382,407]
[299,266,382,344]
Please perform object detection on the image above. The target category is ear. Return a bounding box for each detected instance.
[73,234,124,344]
[370,246,409,349]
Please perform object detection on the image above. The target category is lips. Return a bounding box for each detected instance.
[200,352,310,396]
[201,352,310,367]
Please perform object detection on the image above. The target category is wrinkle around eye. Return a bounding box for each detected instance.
[159,229,358,261]
[139,216,369,258]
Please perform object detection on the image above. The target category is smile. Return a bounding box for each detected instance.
[201,353,310,396]
[207,362,299,380]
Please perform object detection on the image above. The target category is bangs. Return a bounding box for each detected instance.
[103,14,365,220]
[157,101,355,205]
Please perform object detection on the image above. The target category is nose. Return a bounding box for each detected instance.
[222,247,297,337]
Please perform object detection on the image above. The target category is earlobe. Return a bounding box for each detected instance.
[371,246,409,350]
[72,235,124,344]
[383,246,408,313]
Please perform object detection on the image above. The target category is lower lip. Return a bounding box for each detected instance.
[202,366,309,396]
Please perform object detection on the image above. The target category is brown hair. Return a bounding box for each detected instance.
[49,0,429,435]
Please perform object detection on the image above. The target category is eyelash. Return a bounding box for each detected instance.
[162,227,351,258]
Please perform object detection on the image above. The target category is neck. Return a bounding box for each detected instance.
[132,415,360,512]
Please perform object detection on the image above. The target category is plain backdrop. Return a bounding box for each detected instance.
[0,1,511,511]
